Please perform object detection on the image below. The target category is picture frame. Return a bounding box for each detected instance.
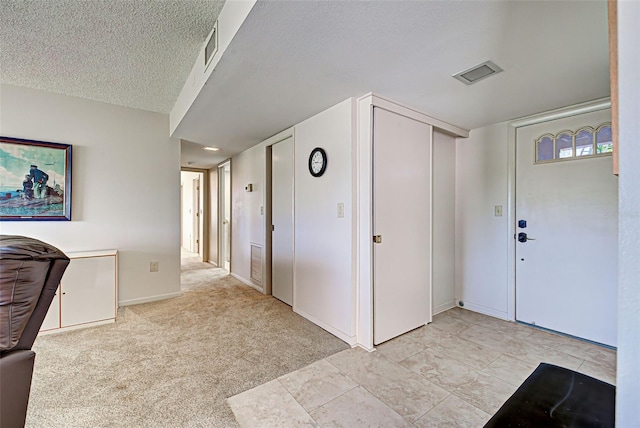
[0,136,72,221]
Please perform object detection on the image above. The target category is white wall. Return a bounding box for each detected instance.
[294,99,355,343]
[231,143,266,289]
[0,84,181,306]
[455,122,510,319]
[616,2,640,423]
[432,130,456,314]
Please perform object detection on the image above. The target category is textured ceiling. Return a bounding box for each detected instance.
[174,0,610,168]
[0,0,225,113]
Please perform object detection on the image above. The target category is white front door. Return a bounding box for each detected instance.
[373,107,432,345]
[271,137,294,306]
[515,108,618,346]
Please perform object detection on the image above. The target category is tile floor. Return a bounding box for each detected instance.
[228,307,616,427]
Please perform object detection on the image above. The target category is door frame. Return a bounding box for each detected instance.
[506,97,612,322]
[264,129,295,297]
[181,167,210,262]
[217,160,232,271]
[192,176,200,254]
[356,94,468,351]
[268,135,295,305]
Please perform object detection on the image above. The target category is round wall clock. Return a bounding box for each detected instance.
[308,147,327,177]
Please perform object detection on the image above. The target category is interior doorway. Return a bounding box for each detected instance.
[218,161,231,271]
[180,169,210,265]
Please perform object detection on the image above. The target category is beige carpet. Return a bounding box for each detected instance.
[26,260,349,427]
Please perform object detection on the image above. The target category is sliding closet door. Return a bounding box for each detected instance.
[373,107,432,345]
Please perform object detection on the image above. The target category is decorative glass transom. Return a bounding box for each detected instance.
[535,123,612,164]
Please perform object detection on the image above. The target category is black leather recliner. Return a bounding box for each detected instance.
[0,235,69,428]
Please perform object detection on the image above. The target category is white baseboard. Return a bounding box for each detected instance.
[230,273,264,293]
[457,301,509,321]
[39,319,115,335]
[119,291,182,307]
[293,307,356,346]
[433,300,456,315]
[355,343,375,352]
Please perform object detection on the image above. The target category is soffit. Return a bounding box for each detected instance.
[174,0,610,167]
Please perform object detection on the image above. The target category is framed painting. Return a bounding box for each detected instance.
[0,136,72,221]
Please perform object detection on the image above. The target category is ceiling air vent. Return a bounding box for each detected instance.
[453,60,503,85]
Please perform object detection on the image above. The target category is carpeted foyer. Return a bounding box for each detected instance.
[26,259,348,427]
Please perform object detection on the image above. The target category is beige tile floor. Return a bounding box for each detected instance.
[228,307,616,427]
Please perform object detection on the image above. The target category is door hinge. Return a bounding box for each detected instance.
[373,235,382,244]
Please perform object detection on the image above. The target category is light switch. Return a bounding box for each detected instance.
[337,203,345,218]
[494,205,503,216]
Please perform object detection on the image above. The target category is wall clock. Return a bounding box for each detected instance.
[308,147,327,177]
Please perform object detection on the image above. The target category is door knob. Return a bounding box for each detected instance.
[518,232,536,243]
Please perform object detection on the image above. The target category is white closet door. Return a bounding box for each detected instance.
[373,107,432,345]
[272,137,294,306]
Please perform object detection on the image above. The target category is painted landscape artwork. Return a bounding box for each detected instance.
[0,136,72,220]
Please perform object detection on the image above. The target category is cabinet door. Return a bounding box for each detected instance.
[40,290,60,331]
[61,256,116,327]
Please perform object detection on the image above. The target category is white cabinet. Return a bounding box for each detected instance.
[40,250,118,333]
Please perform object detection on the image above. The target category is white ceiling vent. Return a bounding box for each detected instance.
[453,61,503,85]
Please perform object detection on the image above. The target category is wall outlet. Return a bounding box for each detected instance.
[150,261,159,272]
[337,203,345,218]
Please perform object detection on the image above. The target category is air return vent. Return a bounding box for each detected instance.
[250,244,262,285]
[452,60,503,85]
[204,21,219,70]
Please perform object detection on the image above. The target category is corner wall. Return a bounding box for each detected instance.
[294,99,355,342]
[0,84,181,306]
[455,122,510,318]
[231,143,267,290]
[616,1,640,423]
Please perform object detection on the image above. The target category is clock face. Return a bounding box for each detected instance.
[308,148,327,177]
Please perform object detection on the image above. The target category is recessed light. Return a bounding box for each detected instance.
[203,147,219,151]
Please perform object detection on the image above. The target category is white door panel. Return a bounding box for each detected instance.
[516,109,617,346]
[272,137,294,306]
[61,256,116,327]
[373,108,432,345]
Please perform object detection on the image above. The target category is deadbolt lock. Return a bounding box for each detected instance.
[373,235,382,244]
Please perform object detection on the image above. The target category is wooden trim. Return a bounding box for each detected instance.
[608,0,619,175]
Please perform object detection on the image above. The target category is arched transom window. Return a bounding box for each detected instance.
[535,123,612,163]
